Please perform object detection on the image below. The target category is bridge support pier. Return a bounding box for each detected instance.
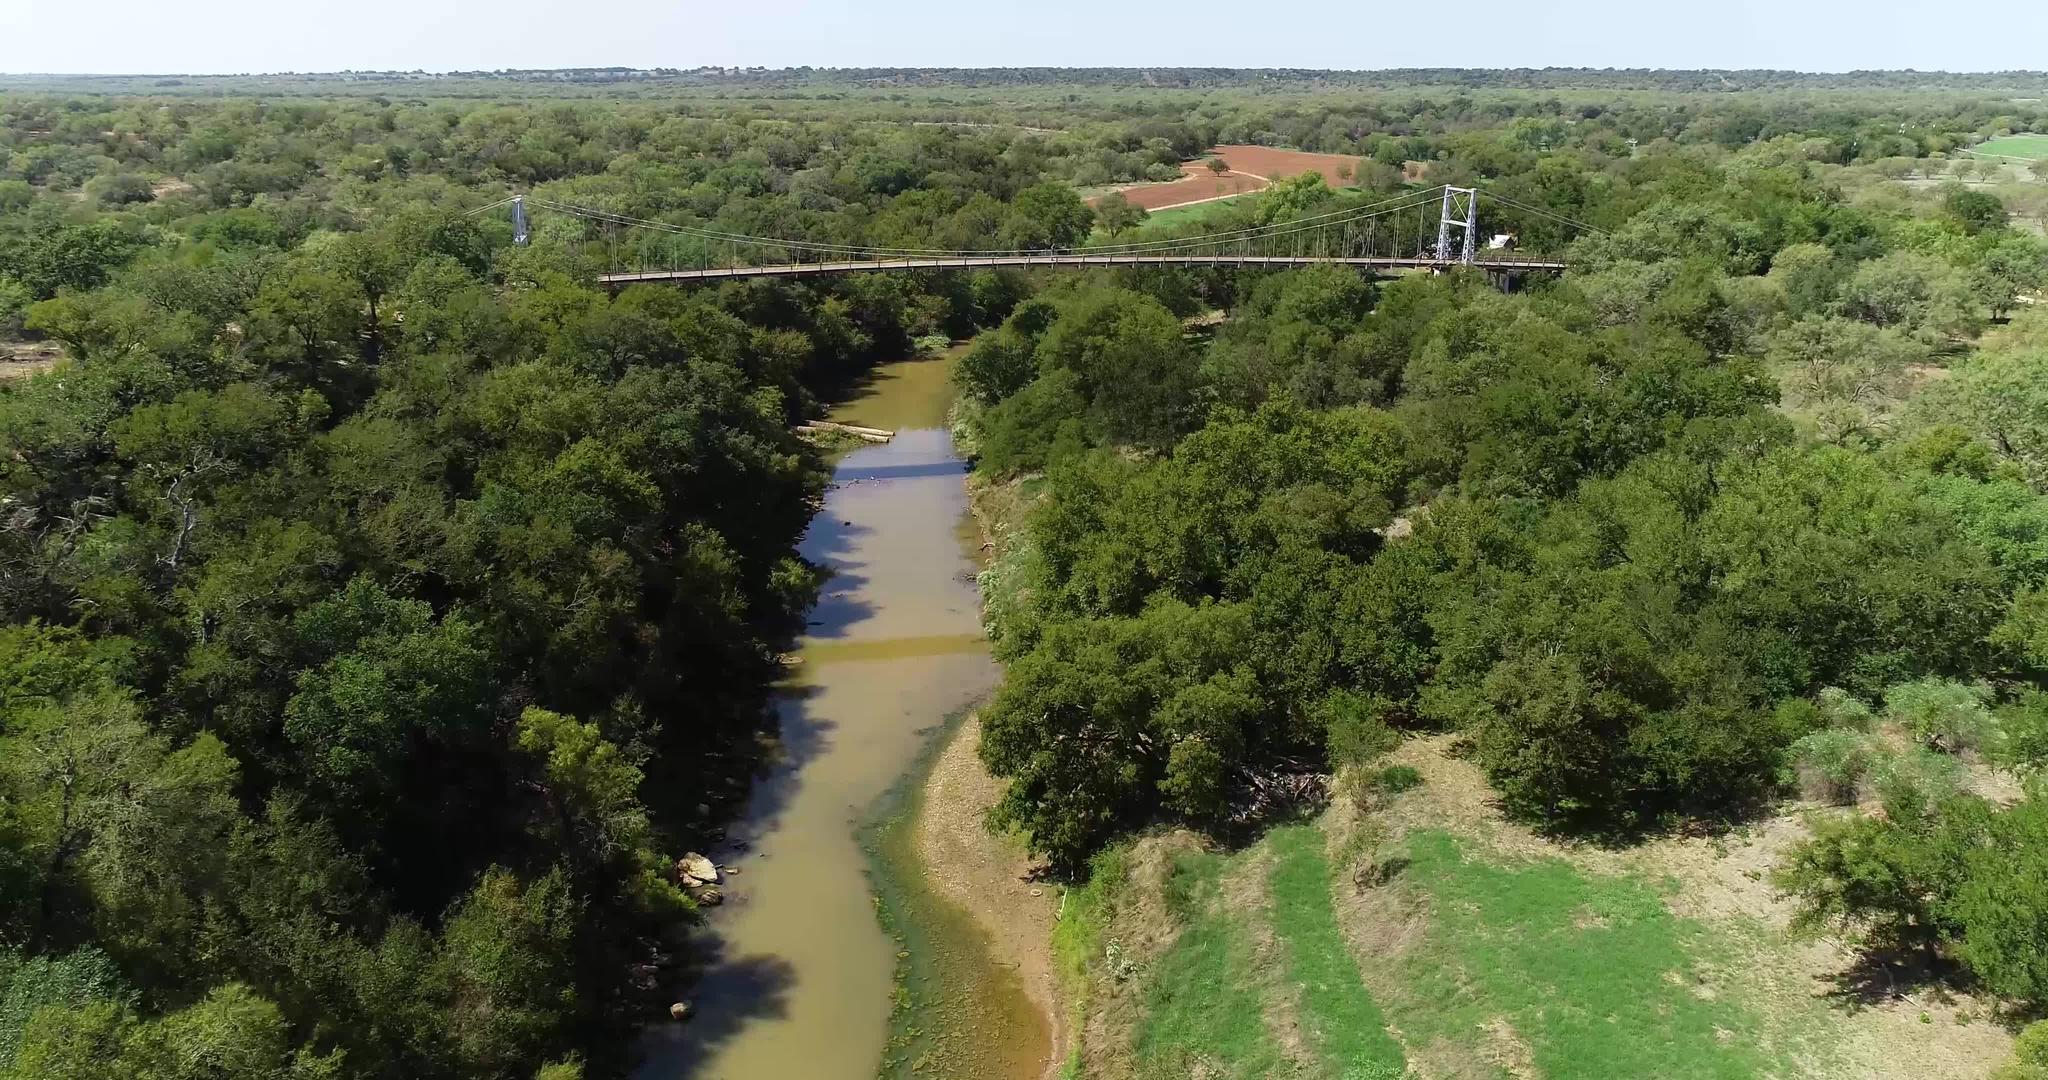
[1486,269,1527,293]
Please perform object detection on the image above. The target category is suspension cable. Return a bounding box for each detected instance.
[528,191,1451,260]
[1473,191,1610,235]
[462,195,522,217]
[527,185,1456,262]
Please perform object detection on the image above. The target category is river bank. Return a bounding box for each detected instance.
[866,459,1071,1080]
[910,714,1067,1076]
[851,358,1066,1080]
[637,350,1004,1079]
[865,706,1059,1080]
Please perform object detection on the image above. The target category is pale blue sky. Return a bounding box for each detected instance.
[6,0,2047,76]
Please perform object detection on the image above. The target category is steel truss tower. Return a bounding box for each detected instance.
[1435,186,1478,264]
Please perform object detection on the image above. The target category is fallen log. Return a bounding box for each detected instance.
[795,420,894,443]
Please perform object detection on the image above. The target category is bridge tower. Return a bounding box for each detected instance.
[1435,186,1478,265]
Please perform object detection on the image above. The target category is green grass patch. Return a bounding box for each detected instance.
[1138,195,1253,229]
[1267,827,1406,1080]
[1383,829,1775,1079]
[1974,134,2048,160]
[1052,844,1128,1080]
[1133,850,1290,1080]
[1085,194,1254,246]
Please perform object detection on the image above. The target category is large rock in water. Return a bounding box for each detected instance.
[677,852,720,888]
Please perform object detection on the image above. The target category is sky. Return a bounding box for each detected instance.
[6,0,2048,76]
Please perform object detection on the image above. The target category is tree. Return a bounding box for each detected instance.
[1205,157,1230,176]
[1774,794,1991,949]
[1032,289,1193,449]
[1092,192,1147,239]
[1839,252,1978,337]
[514,707,685,914]
[314,232,406,363]
[1352,159,1405,193]
[1945,185,2009,234]
[1956,798,2048,1001]
[1766,242,1846,318]
[1003,183,1094,251]
[1934,346,2048,490]
[955,298,1057,406]
[0,947,130,1069]
[1472,651,1640,819]
[2,219,141,299]
[437,867,581,1075]
[4,983,338,1080]
[282,577,492,822]
[1765,315,1920,444]
[24,290,208,368]
[86,175,154,208]
[980,600,1262,869]
[1976,236,2048,320]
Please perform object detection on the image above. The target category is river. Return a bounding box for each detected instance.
[637,351,1013,1079]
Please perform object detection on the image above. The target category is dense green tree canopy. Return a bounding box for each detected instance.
[8,69,2048,1070]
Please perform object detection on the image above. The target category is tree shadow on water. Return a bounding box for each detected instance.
[724,683,836,844]
[638,939,799,1078]
[797,513,875,640]
[802,572,876,640]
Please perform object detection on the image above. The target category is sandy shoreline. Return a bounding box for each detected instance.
[901,458,1069,1079]
[911,714,1067,1079]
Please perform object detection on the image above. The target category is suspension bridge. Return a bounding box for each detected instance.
[478,184,1596,285]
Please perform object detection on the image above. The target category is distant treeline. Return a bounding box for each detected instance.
[10,66,2048,97]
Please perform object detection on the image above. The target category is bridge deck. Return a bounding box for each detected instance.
[597,253,1568,285]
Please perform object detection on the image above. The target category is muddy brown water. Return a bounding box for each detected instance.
[638,352,1018,1079]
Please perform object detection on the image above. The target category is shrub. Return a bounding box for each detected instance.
[1957,800,2048,1003]
[1994,1020,2048,1080]
[1816,686,1877,729]
[1785,728,1881,803]
[1997,691,2048,771]
[0,277,29,336]
[87,173,155,207]
[1870,748,1965,822]
[1320,689,1400,768]
[1884,678,2000,754]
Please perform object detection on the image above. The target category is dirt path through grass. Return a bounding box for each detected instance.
[1266,826,1407,1080]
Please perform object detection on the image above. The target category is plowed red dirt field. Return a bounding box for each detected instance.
[1091,144,1361,211]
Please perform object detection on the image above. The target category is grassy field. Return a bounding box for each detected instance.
[1084,194,1252,246]
[1973,134,2048,160]
[1376,829,1776,1078]
[1140,195,1253,229]
[1131,849,1297,1078]
[1075,816,1785,1079]
[1055,735,2017,1079]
